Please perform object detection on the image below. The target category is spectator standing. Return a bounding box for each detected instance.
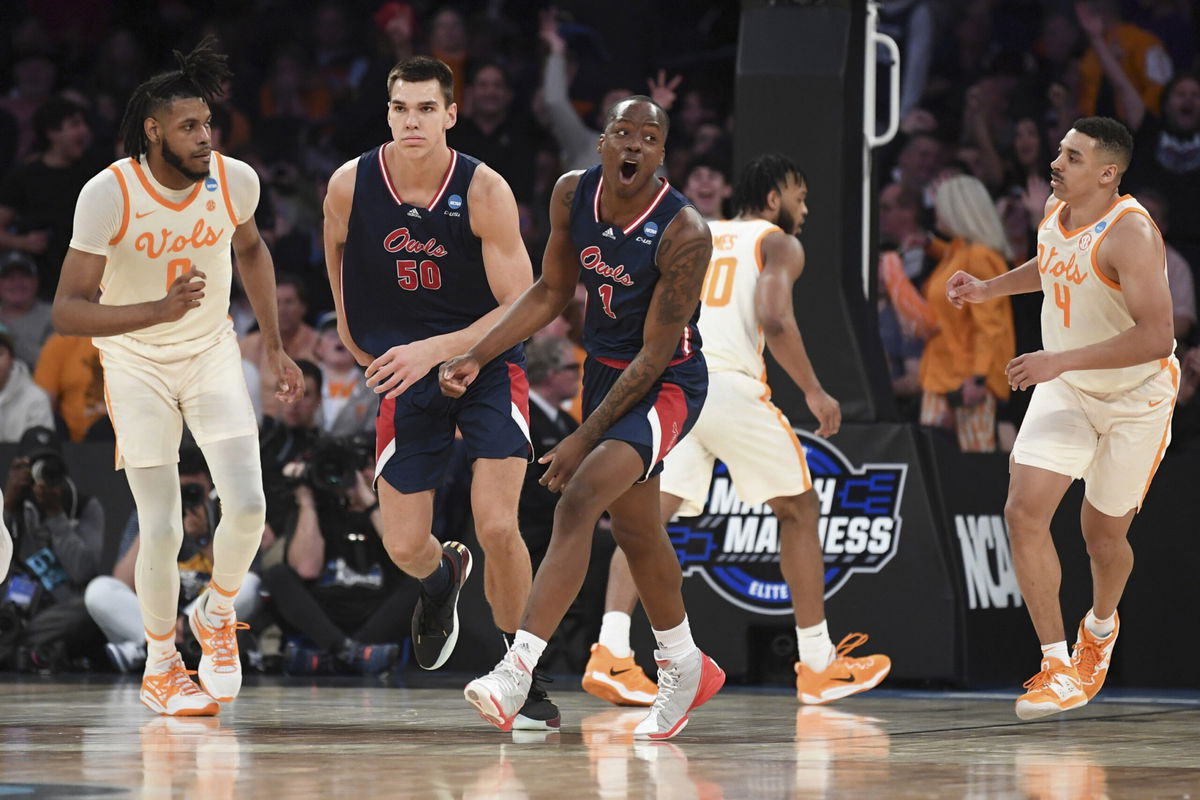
[918,175,1015,452]
[0,251,54,368]
[0,325,54,442]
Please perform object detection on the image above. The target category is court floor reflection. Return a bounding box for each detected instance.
[0,676,1196,798]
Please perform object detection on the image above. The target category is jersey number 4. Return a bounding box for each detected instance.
[1054,281,1071,328]
[396,259,442,291]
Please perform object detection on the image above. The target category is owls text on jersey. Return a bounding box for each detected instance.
[341,145,499,359]
[567,164,701,363]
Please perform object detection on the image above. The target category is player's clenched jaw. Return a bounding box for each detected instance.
[598,98,667,200]
[387,79,457,156]
[147,97,212,184]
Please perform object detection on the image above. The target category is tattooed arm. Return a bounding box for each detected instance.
[577,206,711,441]
[441,171,584,397]
[536,205,711,491]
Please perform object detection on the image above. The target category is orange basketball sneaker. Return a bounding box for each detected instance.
[794,633,891,705]
[188,600,250,702]
[1014,657,1087,720]
[582,644,658,707]
[1071,612,1119,700]
[141,653,220,717]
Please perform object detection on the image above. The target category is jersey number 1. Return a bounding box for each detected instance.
[597,284,617,319]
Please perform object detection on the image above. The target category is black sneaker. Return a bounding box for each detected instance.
[282,641,333,675]
[411,541,473,670]
[514,669,561,731]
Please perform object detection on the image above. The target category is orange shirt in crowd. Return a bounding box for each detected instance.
[1079,23,1173,117]
[33,334,106,441]
[918,238,1015,400]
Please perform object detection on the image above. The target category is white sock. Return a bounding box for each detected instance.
[204,581,238,621]
[797,620,835,673]
[598,611,632,659]
[1085,609,1116,639]
[1041,641,1070,664]
[652,616,697,663]
[145,632,177,672]
[513,629,547,667]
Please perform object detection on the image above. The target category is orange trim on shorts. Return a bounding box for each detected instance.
[758,370,812,491]
[1139,361,1179,507]
[130,157,203,212]
[208,580,238,598]
[97,352,121,470]
[145,627,175,642]
[213,152,239,227]
[107,165,130,245]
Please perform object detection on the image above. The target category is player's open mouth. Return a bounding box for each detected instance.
[619,160,639,184]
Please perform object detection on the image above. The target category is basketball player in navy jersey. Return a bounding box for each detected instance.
[323,57,557,729]
[442,95,725,740]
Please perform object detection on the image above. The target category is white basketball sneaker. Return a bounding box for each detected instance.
[464,641,537,731]
[633,649,725,740]
[188,603,248,702]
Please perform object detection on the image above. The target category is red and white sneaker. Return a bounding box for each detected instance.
[1072,612,1119,700]
[1015,657,1087,720]
[464,641,537,732]
[633,649,725,740]
[141,653,220,717]
[794,633,891,705]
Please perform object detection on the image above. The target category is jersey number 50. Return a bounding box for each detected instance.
[396,259,442,291]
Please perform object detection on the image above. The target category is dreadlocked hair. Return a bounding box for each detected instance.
[119,35,232,160]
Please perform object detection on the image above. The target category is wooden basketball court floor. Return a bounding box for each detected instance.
[1,675,1197,798]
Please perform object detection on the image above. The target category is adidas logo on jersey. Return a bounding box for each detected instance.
[408,208,421,219]
[602,227,616,239]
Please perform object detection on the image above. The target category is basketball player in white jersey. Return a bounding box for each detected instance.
[52,38,302,716]
[582,154,891,707]
[947,117,1177,720]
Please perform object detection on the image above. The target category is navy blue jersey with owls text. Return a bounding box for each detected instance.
[568,165,701,362]
[342,145,495,356]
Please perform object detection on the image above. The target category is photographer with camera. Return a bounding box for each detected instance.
[84,446,264,673]
[261,435,416,675]
[260,360,324,541]
[0,426,105,670]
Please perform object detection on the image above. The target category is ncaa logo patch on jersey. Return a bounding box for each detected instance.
[667,431,906,615]
[204,177,218,192]
[643,221,659,238]
[1094,220,1107,233]
[448,194,463,210]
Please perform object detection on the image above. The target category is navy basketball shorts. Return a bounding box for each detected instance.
[375,345,531,493]
[582,353,708,481]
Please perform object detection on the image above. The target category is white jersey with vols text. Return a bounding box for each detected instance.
[68,152,260,468]
[1036,194,1174,394]
[660,218,812,517]
[1014,194,1179,516]
[69,152,259,358]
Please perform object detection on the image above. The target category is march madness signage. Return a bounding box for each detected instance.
[668,430,907,615]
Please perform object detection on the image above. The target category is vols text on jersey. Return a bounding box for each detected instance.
[668,431,907,615]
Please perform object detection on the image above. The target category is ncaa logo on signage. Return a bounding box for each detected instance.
[204,177,218,192]
[668,431,906,614]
